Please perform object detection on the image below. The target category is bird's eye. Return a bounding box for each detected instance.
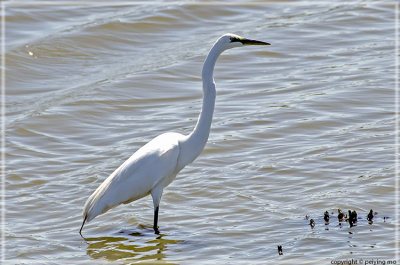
[230,37,241,43]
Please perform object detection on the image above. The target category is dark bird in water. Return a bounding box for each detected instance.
[337,209,344,221]
[367,209,374,222]
[349,210,357,227]
[309,218,315,228]
[277,245,283,255]
[324,211,329,223]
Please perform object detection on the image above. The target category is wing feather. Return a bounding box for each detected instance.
[83,132,182,222]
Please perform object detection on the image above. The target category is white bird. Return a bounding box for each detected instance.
[80,33,270,235]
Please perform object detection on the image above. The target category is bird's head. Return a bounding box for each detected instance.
[217,33,270,50]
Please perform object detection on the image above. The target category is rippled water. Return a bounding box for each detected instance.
[5,1,398,264]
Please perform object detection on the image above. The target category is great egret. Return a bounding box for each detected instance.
[80,33,270,235]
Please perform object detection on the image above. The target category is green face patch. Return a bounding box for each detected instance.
[230,36,244,43]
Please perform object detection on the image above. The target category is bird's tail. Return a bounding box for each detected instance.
[79,215,87,236]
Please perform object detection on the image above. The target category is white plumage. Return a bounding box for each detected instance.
[83,133,182,222]
[80,33,270,235]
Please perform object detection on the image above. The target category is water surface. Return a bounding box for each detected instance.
[5,1,397,264]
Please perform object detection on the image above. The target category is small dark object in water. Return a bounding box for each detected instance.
[338,209,344,221]
[305,214,310,220]
[352,210,357,221]
[348,210,352,223]
[349,210,357,227]
[367,209,374,221]
[309,218,315,228]
[324,211,329,222]
[277,245,283,255]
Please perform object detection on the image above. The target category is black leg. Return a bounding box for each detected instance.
[153,206,160,234]
[79,215,87,237]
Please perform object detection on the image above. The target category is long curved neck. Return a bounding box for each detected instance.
[178,42,226,169]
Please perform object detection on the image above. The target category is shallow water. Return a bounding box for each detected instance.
[5,1,398,264]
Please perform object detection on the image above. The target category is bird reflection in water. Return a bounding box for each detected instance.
[82,228,183,264]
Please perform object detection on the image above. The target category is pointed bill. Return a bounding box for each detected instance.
[240,38,270,45]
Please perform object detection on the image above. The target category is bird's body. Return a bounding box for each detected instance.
[83,132,182,223]
[80,33,270,235]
